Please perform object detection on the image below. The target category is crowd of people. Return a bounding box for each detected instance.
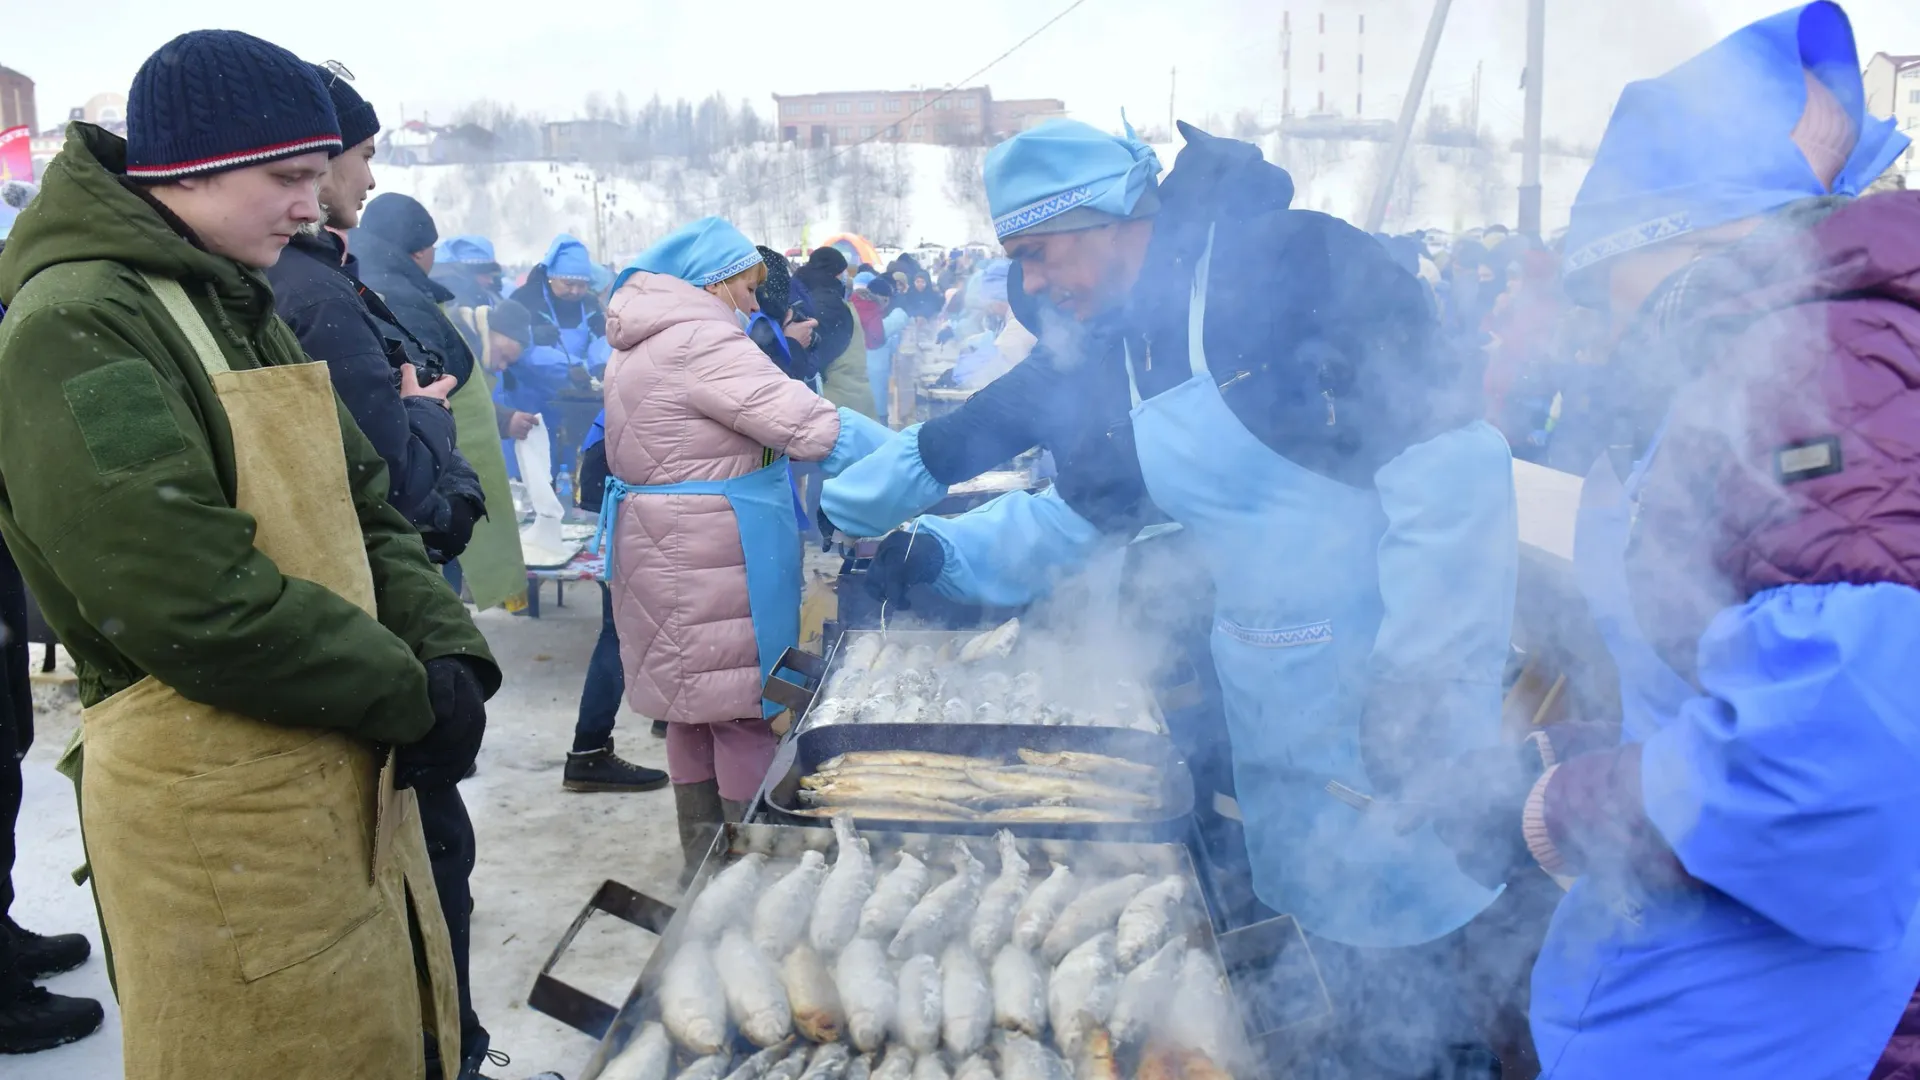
[0,2,1917,1078]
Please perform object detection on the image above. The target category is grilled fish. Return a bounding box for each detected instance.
[896,954,944,1053]
[835,936,895,1052]
[910,1052,950,1080]
[788,802,974,822]
[965,768,1157,810]
[600,1021,673,1080]
[1115,876,1186,969]
[1042,876,1147,965]
[687,852,768,942]
[891,843,987,959]
[841,636,883,672]
[953,1055,998,1080]
[845,1053,875,1080]
[718,929,794,1047]
[660,939,730,1055]
[781,943,845,1043]
[810,815,875,954]
[982,806,1114,824]
[959,618,1021,663]
[872,1045,916,1080]
[803,776,997,808]
[1048,933,1118,1058]
[990,945,1048,1038]
[803,765,977,788]
[858,851,932,940]
[766,1045,815,1080]
[1013,751,1158,785]
[755,851,829,956]
[941,940,993,1056]
[1110,939,1183,1046]
[968,831,1030,958]
[799,1043,854,1080]
[1072,1028,1120,1080]
[995,1031,1071,1080]
[722,1040,799,1080]
[676,1054,735,1080]
[1165,949,1243,1067]
[821,751,1000,772]
[1010,863,1075,951]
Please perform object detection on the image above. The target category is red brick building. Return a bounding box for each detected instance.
[773,87,1066,148]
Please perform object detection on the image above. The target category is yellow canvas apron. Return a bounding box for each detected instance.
[76,273,460,1079]
[448,304,529,611]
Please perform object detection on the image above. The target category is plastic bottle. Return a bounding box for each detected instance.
[555,465,574,507]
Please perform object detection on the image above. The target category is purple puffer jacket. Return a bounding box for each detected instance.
[1522,192,1920,1073]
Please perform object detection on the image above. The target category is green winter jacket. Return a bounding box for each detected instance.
[0,124,498,744]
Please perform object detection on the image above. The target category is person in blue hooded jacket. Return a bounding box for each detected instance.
[512,233,612,376]
[432,234,506,308]
[820,119,1526,1075]
[482,298,575,472]
[1402,6,1920,1077]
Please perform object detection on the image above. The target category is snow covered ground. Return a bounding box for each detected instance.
[11,589,686,1080]
[373,135,1593,272]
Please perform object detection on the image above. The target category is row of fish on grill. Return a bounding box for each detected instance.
[802,622,1164,736]
[598,819,1244,1080]
[789,750,1166,825]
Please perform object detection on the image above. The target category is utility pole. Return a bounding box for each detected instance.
[1518,0,1546,237]
[1365,0,1453,232]
[591,172,605,263]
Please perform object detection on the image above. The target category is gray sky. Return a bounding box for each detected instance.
[8,0,1920,148]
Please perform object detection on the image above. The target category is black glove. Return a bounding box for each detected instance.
[862,528,944,609]
[587,311,608,338]
[816,506,839,552]
[396,657,489,790]
[1400,740,1548,891]
[532,322,563,348]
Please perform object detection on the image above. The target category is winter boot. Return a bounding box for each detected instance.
[3,920,89,980]
[650,719,668,739]
[563,740,669,793]
[0,979,105,1055]
[721,798,750,825]
[674,779,726,887]
[458,1044,565,1079]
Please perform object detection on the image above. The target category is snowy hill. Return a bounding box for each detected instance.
[374,135,1593,269]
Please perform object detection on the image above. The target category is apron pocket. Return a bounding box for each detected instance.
[174,737,382,982]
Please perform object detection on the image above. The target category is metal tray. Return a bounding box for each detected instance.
[537,824,1273,1080]
[757,722,1195,842]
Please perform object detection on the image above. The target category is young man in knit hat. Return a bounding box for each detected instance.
[0,29,495,1078]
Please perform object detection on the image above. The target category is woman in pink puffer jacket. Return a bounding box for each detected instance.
[599,217,885,867]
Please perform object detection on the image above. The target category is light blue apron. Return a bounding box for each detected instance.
[1129,231,1499,948]
[1529,444,1920,1077]
[594,457,801,720]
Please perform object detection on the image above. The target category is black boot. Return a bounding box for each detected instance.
[4,920,88,980]
[459,1044,565,1080]
[0,981,104,1055]
[563,740,669,793]
[650,719,668,738]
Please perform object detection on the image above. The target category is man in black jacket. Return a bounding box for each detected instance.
[354,193,478,389]
[267,74,481,565]
[264,67,498,1080]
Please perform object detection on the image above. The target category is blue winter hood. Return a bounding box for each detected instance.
[985,117,1162,241]
[541,233,595,282]
[1562,1,1907,303]
[612,216,761,292]
[439,234,498,270]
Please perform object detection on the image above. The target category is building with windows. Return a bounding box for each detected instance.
[0,65,36,135]
[772,87,1065,147]
[1864,51,1920,183]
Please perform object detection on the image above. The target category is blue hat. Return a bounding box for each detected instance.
[984,117,1162,241]
[542,234,596,282]
[1563,1,1906,302]
[613,217,762,292]
[853,271,877,288]
[312,63,379,148]
[439,234,499,270]
[127,31,343,181]
[588,261,614,295]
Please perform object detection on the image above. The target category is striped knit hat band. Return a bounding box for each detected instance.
[126,30,342,181]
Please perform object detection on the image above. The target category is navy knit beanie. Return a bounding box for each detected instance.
[127,31,341,181]
[313,63,380,149]
[361,193,439,254]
